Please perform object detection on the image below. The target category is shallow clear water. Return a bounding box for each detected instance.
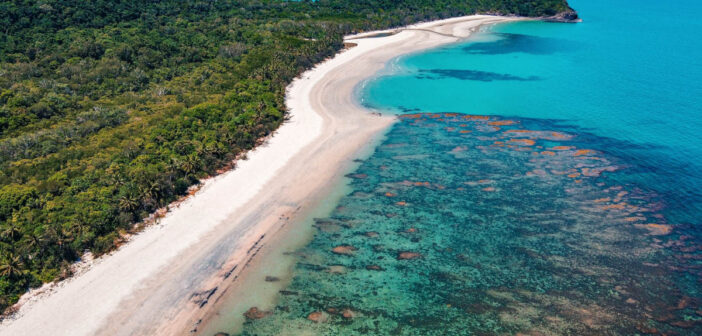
[230,0,702,334]
[237,114,700,335]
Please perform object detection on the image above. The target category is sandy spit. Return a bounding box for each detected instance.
[0,15,521,336]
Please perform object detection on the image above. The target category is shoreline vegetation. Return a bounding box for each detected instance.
[0,2,576,336]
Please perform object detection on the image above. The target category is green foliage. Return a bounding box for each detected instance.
[0,0,572,312]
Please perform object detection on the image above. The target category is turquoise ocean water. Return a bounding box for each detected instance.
[234,0,702,334]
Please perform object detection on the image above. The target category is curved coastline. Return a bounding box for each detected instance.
[0,15,521,336]
[194,14,525,336]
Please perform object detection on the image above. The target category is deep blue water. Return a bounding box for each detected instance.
[232,0,702,334]
[363,0,702,158]
[361,0,702,251]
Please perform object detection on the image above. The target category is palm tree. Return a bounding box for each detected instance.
[21,232,46,260]
[0,223,21,242]
[24,232,42,250]
[118,192,140,213]
[70,213,92,236]
[42,225,75,260]
[181,155,200,176]
[0,252,25,279]
[140,182,161,207]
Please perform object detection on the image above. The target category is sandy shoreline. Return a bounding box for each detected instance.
[0,15,520,336]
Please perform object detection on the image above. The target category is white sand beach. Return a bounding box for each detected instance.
[0,15,520,336]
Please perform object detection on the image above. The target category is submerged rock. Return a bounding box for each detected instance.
[397,251,422,260]
[635,325,659,334]
[244,307,271,320]
[573,149,596,156]
[635,223,672,236]
[488,120,516,126]
[326,265,347,274]
[509,138,535,146]
[366,264,384,271]
[669,319,699,329]
[342,309,356,319]
[332,245,356,255]
[307,311,328,323]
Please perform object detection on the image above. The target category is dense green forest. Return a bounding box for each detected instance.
[0,0,574,311]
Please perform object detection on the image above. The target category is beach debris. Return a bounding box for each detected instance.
[264,276,280,282]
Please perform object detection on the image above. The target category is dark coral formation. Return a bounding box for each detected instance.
[239,113,701,335]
